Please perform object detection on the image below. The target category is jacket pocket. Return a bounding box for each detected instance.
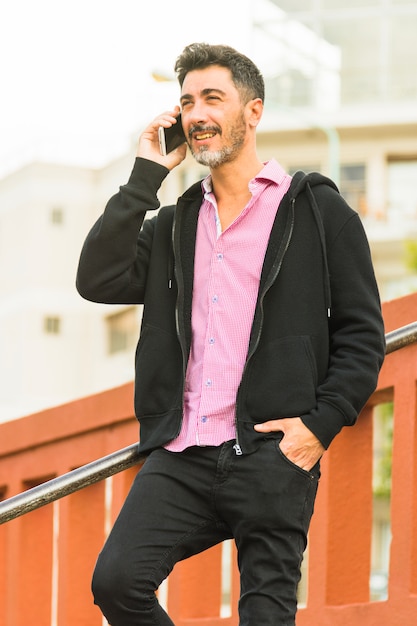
[244,336,318,420]
[134,324,182,417]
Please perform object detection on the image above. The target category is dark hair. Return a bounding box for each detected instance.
[174,42,265,104]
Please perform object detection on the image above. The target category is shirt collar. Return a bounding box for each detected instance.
[201,159,288,196]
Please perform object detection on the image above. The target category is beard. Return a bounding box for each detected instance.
[190,112,246,169]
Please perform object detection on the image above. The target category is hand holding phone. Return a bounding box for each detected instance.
[158,114,187,156]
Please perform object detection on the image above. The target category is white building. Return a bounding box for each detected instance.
[0,0,416,421]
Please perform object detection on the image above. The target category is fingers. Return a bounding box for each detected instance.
[253,417,325,470]
[154,107,181,130]
[253,419,286,433]
[143,108,180,145]
[136,106,186,169]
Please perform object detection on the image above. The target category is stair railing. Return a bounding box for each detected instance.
[1,321,417,525]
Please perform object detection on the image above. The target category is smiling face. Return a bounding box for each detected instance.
[180,65,254,169]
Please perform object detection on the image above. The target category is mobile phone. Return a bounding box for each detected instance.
[158,114,186,156]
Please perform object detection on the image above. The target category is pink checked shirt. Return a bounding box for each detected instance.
[165,160,292,452]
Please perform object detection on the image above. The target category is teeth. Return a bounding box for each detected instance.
[196,132,215,140]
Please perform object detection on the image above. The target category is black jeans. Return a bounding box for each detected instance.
[92,438,319,626]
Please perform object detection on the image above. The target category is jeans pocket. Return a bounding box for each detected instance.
[271,435,320,480]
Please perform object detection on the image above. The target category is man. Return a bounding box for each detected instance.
[76,43,385,626]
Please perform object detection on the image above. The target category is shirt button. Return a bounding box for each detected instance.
[217,253,223,260]
[209,337,215,344]
[201,416,208,423]
[205,379,212,387]
[212,295,218,303]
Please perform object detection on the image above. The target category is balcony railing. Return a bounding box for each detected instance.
[1,293,417,625]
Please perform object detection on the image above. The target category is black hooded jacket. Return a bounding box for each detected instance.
[76,157,385,456]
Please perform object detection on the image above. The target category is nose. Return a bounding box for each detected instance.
[187,101,208,127]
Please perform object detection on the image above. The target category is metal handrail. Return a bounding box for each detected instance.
[0,444,145,525]
[384,320,417,354]
[1,321,417,525]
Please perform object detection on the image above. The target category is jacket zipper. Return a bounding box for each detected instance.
[233,198,296,455]
[233,443,243,455]
[172,211,188,440]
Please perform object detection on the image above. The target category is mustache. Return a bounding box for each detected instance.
[188,124,221,139]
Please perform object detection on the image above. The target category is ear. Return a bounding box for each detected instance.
[246,98,264,128]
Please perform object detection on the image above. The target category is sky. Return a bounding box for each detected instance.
[0,0,257,177]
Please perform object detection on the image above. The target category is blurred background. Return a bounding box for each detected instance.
[1,0,416,423]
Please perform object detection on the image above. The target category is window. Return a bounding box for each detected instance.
[339,164,367,217]
[389,15,417,100]
[50,207,64,225]
[107,307,139,355]
[387,158,417,222]
[269,1,417,106]
[44,316,61,334]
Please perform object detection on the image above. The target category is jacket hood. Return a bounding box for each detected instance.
[289,171,340,318]
[289,170,339,199]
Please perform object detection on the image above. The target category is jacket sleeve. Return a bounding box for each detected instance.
[300,200,386,449]
[76,158,169,304]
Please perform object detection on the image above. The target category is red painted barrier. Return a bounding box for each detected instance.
[1,293,417,625]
